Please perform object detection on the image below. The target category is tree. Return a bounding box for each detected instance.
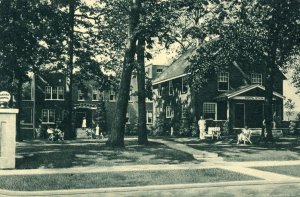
[106,0,142,147]
[284,99,296,121]
[0,0,65,141]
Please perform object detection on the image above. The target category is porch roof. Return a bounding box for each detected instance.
[215,84,285,101]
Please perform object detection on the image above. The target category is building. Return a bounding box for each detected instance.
[151,47,286,133]
[18,47,286,139]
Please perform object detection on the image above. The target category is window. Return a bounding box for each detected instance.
[92,89,99,101]
[157,68,163,73]
[78,90,84,101]
[58,87,64,100]
[251,73,262,85]
[147,111,153,124]
[45,86,64,100]
[203,102,217,120]
[166,106,173,118]
[181,77,188,94]
[218,72,229,91]
[42,109,55,123]
[109,90,116,101]
[168,81,173,95]
[45,86,52,100]
[126,112,130,124]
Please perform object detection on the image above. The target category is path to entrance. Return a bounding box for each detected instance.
[150,138,300,182]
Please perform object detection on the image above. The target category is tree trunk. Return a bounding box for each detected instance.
[16,80,23,141]
[264,1,280,142]
[67,1,75,139]
[264,62,274,141]
[107,0,141,148]
[137,36,148,145]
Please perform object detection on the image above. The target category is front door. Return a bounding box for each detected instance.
[235,103,245,128]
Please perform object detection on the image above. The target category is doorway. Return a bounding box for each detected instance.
[235,103,245,128]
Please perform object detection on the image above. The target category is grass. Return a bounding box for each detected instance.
[169,136,300,162]
[0,168,259,191]
[16,139,198,169]
[253,165,300,178]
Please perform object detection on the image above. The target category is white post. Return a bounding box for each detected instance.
[0,108,19,169]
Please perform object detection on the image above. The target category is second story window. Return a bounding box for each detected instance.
[181,77,188,94]
[218,72,229,91]
[251,73,262,85]
[92,90,99,101]
[168,81,173,95]
[45,86,64,100]
[78,90,84,101]
[109,90,116,101]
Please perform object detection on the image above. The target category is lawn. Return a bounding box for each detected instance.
[16,139,199,169]
[168,136,300,162]
[0,168,259,191]
[253,165,300,178]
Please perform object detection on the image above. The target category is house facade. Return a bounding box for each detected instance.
[151,48,286,134]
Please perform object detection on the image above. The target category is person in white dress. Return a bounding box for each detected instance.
[82,117,87,130]
[198,116,206,140]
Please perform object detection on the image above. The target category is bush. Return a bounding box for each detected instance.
[289,121,297,134]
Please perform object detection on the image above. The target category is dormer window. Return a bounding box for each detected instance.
[218,72,229,91]
[157,68,163,73]
[251,73,262,85]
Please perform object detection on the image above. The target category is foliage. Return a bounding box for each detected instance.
[188,0,300,140]
[284,98,296,121]
[289,121,297,134]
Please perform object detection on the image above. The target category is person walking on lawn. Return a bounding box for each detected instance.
[198,116,206,140]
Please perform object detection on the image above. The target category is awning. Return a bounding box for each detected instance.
[74,103,97,110]
[215,84,285,101]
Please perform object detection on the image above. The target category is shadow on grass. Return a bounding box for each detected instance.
[186,135,300,161]
[162,135,300,161]
[16,140,197,169]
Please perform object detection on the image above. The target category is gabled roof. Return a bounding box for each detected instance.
[152,47,197,85]
[215,84,285,101]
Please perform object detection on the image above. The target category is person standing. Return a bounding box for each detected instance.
[198,116,206,140]
[95,124,100,139]
[82,117,87,130]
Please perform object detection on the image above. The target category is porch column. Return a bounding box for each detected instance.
[227,100,230,120]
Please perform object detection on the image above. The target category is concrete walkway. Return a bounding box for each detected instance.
[1,138,300,196]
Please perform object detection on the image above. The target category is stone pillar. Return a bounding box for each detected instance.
[0,108,19,169]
